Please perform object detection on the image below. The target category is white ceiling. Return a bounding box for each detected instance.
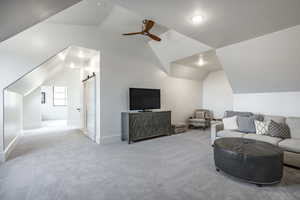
[217,24,300,93]
[148,30,211,73]
[46,0,113,26]
[111,0,300,48]
[6,53,64,95]
[169,50,222,81]
[6,46,99,95]
[173,50,222,72]
[0,0,81,43]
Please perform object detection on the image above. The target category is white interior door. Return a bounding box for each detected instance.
[83,76,96,141]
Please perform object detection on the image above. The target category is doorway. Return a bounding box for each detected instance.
[2,46,100,160]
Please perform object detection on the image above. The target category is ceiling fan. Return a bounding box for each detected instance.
[122,19,162,42]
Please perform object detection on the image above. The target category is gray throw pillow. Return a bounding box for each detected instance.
[237,116,256,133]
[268,120,291,139]
[237,115,264,133]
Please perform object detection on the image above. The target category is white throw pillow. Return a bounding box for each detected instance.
[223,116,238,130]
[255,120,269,135]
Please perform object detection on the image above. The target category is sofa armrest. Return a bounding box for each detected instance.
[211,122,224,145]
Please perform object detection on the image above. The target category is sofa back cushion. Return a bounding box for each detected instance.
[264,115,286,124]
[286,117,300,139]
[237,116,258,133]
[224,111,253,118]
[223,116,238,130]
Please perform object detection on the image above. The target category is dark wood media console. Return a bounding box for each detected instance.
[121,111,171,144]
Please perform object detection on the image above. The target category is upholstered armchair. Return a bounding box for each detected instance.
[188,109,212,129]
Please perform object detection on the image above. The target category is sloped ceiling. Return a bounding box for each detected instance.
[46,0,113,26]
[112,0,300,48]
[6,46,98,96]
[149,30,211,73]
[0,0,82,43]
[217,25,300,93]
[170,50,222,81]
[6,53,64,95]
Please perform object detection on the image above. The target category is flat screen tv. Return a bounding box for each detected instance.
[129,88,161,111]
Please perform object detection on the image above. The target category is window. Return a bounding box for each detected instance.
[53,86,67,106]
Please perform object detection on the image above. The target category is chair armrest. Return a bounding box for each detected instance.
[211,122,224,145]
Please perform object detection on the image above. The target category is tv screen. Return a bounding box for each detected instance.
[129,88,161,110]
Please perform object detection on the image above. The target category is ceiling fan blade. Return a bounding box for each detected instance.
[144,20,155,32]
[147,33,161,41]
[122,32,143,36]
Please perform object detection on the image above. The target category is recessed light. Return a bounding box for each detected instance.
[78,51,84,58]
[197,57,206,66]
[70,63,75,69]
[97,2,101,6]
[192,15,204,24]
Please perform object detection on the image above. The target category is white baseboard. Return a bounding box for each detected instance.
[100,135,121,144]
[0,134,21,162]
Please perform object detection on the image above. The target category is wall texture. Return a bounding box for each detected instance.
[202,70,233,118]
[23,88,42,130]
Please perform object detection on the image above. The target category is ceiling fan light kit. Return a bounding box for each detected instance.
[122,19,162,42]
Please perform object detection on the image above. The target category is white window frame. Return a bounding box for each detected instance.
[53,86,68,106]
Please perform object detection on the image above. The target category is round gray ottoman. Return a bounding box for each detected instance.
[214,137,283,186]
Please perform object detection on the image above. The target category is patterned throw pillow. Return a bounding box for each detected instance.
[268,120,291,139]
[255,120,269,135]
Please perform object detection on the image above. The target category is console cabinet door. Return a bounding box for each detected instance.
[129,113,153,141]
[152,112,171,136]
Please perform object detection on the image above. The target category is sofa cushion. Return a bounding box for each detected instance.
[255,120,269,135]
[189,118,206,122]
[278,139,300,153]
[223,116,238,130]
[217,130,244,138]
[237,116,256,133]
[243,134,283,146]
[268,120,291,139]
[286,117,300,139]
[224,111,253,118]
[264,115,286,124]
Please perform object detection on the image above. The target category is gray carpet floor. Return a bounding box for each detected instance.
[0,128,300,200]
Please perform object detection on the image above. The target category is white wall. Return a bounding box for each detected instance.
[41,86,68,121]
[23,88,42,130]
[98,5,203,141]
[42,67,81,125]
[202,70,233,118]
[234,92,300,117]
[217,24,300,93]
[3,90,23,150]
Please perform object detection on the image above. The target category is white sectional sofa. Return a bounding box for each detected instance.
[211,112,300,168]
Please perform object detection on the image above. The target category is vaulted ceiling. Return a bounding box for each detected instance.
[111,0,300,48]
[1,0,300,93]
